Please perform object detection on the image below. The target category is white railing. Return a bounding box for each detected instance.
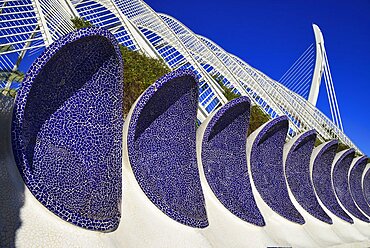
[0,0,362,154]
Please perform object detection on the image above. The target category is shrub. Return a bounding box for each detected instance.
[211,75,240,101]
[336,142,351,153]
[218,82,240,101]
[70,18,170,117]
[71,17,92,29]
[314,138,323,147]
[248,104,271,136]
[119,45,170,117]
[354,152,362,157]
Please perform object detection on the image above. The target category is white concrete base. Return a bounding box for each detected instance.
[246,121,318,248]
[310,144,367,243]
[1,97,370,247]
[196,112,275,248]
[284,133,343,247]
[0,108,109,247]
[110,96,211,248]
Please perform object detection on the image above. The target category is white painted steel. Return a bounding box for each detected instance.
[0,0,362,153]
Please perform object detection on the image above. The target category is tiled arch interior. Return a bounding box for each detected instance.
[201,97,265,226]
[127,70,208,228]
[11,28,123,231]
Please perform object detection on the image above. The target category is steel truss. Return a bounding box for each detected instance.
[0,0,361,153]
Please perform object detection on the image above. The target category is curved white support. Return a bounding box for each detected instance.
[246,117,316,247]
[349,156,370,219]
[112,70,211,247]
[196,97,275,247]
[284,131,343,247]
[332,150,370,238]
[363,164,370,206]
[311,142,367,243]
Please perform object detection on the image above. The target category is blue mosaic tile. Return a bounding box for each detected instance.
[333,149,370,222]
[364,168,370,205]
[127,70,208,228]
[312,141,353,223]
[201,97,265,226]
[11,27,123,231]
[349,156,370,217]
[285,130,332,224]
[250,116,305,224]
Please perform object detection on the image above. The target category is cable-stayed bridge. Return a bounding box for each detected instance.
[280,24,343,132]
[0,0,360,153]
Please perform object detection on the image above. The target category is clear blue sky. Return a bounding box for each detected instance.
[144,0,370,155]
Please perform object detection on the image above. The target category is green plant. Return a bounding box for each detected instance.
[71,17,93,29]
[354,152,362,157]
[211,75,240,101]
[336,142,351,153]
[69,17,170,117]
[314,138,323,147]
[195,119,201,129]
[222,85,240,101]
[248,105,271,136]
[120,45,170,117]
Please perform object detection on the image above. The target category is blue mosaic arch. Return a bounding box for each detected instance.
[312,141,353,223]
[285,130,332,224]
[364,168,370,205]
[332,150,370,223]
[250,116,305,224]
[11,28,123,231]
[201,97,265,226]
[127,70,208,228]
[349,156,370,217]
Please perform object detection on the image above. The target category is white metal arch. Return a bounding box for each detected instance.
[309,24,324,106]
[0,0,361,153]
[71,0,159,59]
[199,34,359,151]
[112,0,233,118]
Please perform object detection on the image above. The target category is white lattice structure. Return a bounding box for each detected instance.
[0,0,361,153]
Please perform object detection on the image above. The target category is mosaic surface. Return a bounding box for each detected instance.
[364,168,370,205]
[250,116,305,224]
[312,141,353,223]
[11,28,123,231]
[285,130,332,224]
[201,97,265,226]
[349,156,370,217]
[332,150,370,222]
[127,70,208,228]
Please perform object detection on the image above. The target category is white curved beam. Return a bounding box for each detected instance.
[308,24,324,106]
